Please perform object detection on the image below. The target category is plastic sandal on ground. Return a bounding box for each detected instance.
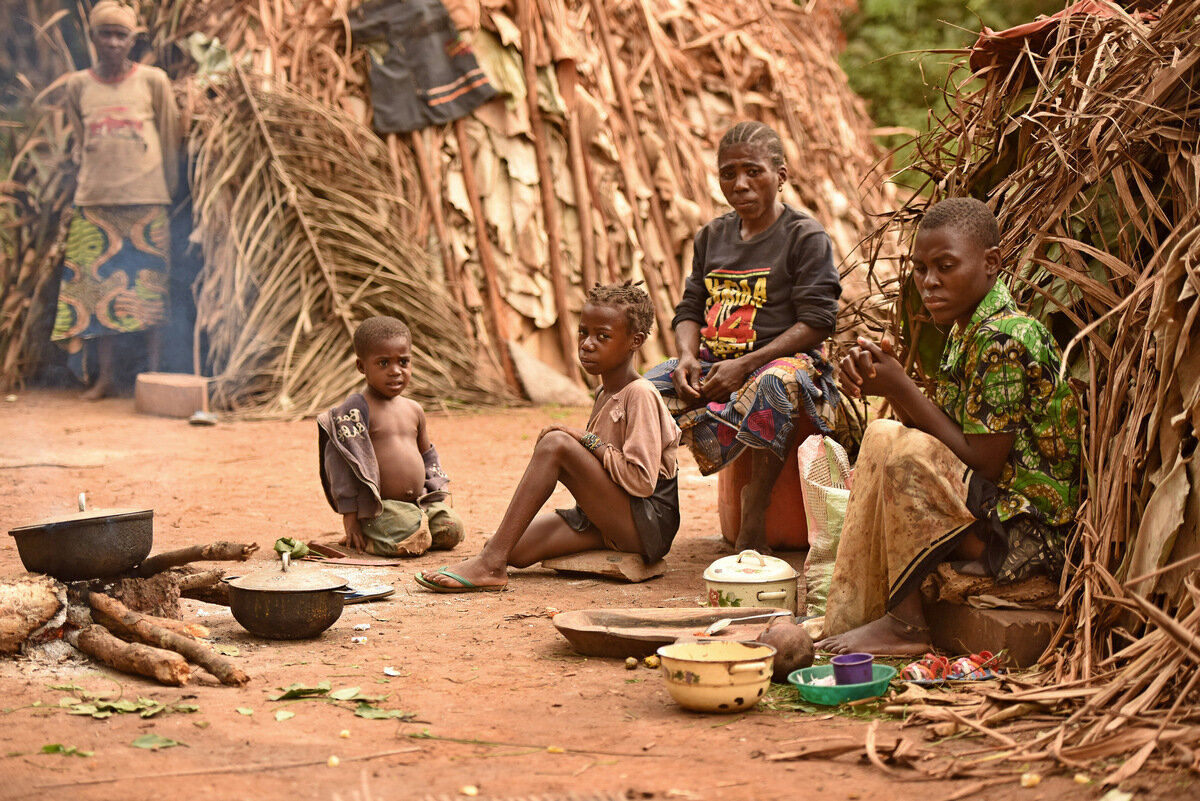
[946,650,1003,680]
[900,653,951,681]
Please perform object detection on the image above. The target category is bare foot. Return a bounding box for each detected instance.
[736,483,771,554]
[815,613,931,657]
[336,534,365,553]
[416,554,507,590]
[80,379,112,401]
[733,517,771,555]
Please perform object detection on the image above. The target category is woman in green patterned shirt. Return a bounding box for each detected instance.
[816,198,1081,657]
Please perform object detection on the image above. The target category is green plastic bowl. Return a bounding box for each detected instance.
[788,663,897,705]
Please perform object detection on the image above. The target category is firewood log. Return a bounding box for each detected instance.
[87,592,249,686]
[67,625,192,686]
[133,541,259,577]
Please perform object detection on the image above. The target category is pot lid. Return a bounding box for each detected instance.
[703,549,798,583]
[9,508,152,535]
[226,560,348,593]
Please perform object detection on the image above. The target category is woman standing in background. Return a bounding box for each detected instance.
[52,0,179,399]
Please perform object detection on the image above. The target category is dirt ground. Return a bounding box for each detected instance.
[0,390,1185,801]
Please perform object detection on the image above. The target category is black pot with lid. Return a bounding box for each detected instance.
[224,552,349,640]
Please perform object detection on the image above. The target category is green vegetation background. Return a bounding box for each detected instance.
[841,0,1064,183]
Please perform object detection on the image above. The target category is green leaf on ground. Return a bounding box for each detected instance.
[130,734,183,750]
[62,692,197,720]
[329,687,361,701]
[270,682,331,701]
[353,703,415,721]
[274,709,295,722]
[236,708,254,716]
[41,744,93,757]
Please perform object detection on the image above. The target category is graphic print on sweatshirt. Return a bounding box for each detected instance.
[701,266,769,359]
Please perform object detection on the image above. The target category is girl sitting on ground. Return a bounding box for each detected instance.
[415,283,681,593]
[816,197,1082,656]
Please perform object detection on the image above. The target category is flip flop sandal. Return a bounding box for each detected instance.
[414,567,505,594]
[946,650,1003,680]
[900,653,951,681]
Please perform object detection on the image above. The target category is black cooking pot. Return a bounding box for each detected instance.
[224,553,348,640]
[8,508,153,581]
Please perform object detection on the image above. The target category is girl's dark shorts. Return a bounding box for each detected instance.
[555,474,680,562]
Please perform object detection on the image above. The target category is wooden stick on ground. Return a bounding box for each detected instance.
[35,747,422,790]
[134,541,259,577]
[67,625,192,686]
[177,568,230,606]
[87,591,249,686]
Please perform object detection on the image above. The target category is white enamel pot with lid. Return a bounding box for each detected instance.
[703,549,799,613]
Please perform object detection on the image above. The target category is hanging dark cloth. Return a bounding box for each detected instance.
[350,0,498,133]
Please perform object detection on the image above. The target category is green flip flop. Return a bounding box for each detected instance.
[414,567,505,594]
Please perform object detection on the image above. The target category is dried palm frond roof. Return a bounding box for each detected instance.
[2,0,897,408]
[162,0,897,411]
[189,67,500,418]
[863,0,1200,778]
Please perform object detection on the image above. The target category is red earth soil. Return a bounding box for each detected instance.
[0,390,1186,801]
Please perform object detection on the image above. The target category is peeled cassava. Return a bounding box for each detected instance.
[757,618,814,682]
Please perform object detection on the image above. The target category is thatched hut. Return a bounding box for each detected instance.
[867,0,1200,777]
[1,0,897,417]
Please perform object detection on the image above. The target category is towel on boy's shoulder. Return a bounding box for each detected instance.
[317,393,464,557]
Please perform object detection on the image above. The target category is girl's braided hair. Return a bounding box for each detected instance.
[586,282,655,338]
[719,121,786,169]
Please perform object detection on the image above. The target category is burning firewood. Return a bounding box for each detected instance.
[1,539,258,686]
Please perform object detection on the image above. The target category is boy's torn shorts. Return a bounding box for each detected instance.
[360,500,464,557]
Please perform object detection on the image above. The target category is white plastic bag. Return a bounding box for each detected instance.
[799,434,853,617]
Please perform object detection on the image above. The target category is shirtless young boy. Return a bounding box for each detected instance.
[318,317,464,556]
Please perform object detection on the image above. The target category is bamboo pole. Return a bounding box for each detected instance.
[408,129,470,326]
[453,117,520,392]
[558,59,598,292]
[519,0,581,385]
[588,0,684,312]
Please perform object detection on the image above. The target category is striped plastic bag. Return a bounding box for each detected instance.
[799,434,853,617]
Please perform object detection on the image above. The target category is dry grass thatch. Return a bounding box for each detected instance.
[861,0,1200,777]
[188,66,501,417]
[2,0,898,412]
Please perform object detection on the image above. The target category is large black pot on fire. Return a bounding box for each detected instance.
[8,508,153,581]
[224,553,349,639]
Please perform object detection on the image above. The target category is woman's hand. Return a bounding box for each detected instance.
[700,356,752,401]
[839,337,907,399]
[671,353,704,404]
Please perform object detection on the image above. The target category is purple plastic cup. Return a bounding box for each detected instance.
[831,652,874,685]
